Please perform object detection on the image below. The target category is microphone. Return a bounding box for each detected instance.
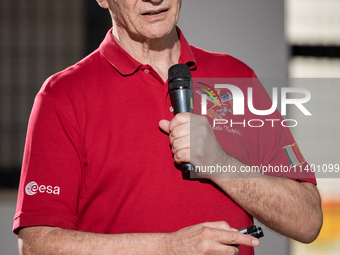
[168,64,195,176]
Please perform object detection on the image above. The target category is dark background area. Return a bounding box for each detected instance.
[0,1,111,189]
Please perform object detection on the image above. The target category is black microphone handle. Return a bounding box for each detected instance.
[170,89,191,114]
[169,89,195,175]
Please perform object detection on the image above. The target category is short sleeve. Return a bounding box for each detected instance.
[13,91,84,234]
[251,76,316,184]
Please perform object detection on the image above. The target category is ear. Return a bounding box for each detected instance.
[96,0,109,9]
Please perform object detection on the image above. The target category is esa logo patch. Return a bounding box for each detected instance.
[25,181,60,196]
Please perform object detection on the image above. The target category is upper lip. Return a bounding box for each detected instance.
[141,7,169,15]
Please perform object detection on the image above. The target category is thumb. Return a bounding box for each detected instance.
[159,119,171,134]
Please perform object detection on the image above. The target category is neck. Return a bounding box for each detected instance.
[112,25,181,82]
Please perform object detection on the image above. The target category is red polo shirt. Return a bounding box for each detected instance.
[14,28,315,255]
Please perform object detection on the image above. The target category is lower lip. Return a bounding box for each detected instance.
[142,10,168,20]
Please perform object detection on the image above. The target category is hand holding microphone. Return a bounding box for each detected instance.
[166,64,195,175]
[159,64,228,178]
[158,64,195,176]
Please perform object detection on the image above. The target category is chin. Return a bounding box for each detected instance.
[143,23,176,39]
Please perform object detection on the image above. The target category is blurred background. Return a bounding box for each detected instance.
[1,0,339,254]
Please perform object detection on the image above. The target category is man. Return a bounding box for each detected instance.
[14,0,322,254]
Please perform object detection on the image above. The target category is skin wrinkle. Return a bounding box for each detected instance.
[105,0,182,81]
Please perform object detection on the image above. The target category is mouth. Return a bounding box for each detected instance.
[142,8,169,16]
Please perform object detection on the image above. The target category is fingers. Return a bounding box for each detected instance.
[218,228,260,247]
[168,112,190,131]
[200,221,237,232]
[170,120,190,163]
[160,113,191,164]
[168,221,260,255]
[199,222,259,247]
[159,113,190,136]
[160,113,225,166]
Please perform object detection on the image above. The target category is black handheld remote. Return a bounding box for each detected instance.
[231,225,264,247]
[239,225,264,239]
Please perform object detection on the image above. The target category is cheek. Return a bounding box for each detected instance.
[109,2,131,24]
[175,0,182,14]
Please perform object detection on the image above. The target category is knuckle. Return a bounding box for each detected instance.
[228,231,238,244]
[197,121,210,133]
[174,112,189,124]
[225,244,239,255]
[174,153,182,163]
[172,137,180,150]
[171,125,181,138]
[174,151,181,162]
[233,246,240,255]
[194,144,205,158]
[201,227,214,238]
[220,221,231,229]
[174,149,187,163]
[197,240,211,254]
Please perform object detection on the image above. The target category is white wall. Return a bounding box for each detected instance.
[178,0,288,79]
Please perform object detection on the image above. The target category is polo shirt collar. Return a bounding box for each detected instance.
[99,27,196,76]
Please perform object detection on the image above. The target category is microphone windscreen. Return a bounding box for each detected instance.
[168,64,191,91]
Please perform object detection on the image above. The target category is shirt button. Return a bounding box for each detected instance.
[144,69,150,74]
[169,106,174,112]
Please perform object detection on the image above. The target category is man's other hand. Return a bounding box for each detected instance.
[166,221,260,255]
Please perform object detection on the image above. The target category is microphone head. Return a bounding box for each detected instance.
[168,64,192,91]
